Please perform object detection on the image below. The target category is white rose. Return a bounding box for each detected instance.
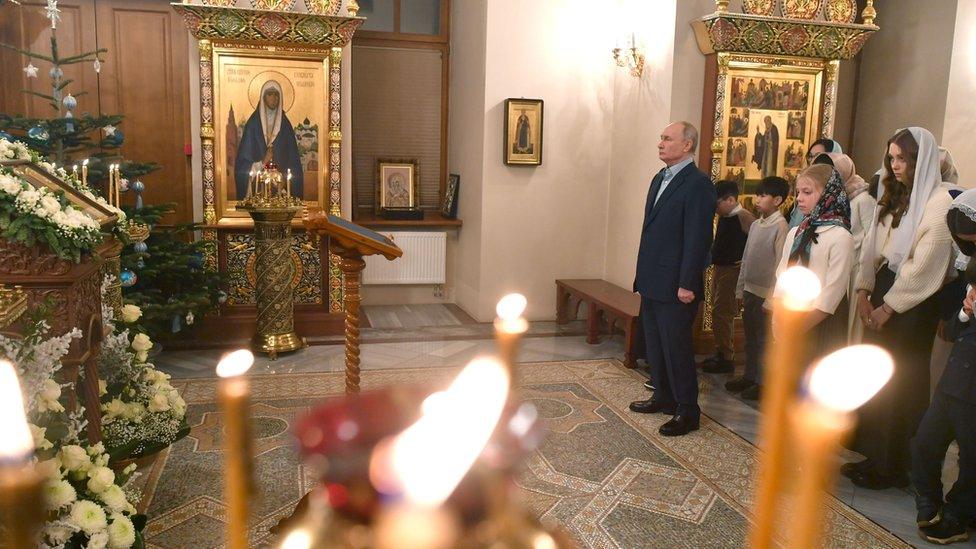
[87,466,116,494]
[167,390,185,414]
[107,514,136,549]
[44,479,77,510]
[0,175,21,195]
[60,444,92,473]
[88,442,106,457]
[30,423,53,451]
[148,392,171,412]
[99,484,131,514]
[40,194,61,215]
[102,399,127,421]
[44,522,76,545]
[37,378,65,413]
[68,500,107,535]
[120,304,142,323]
[36,456,62,479]
[15,188,40,209]
[87,529,109,549]
[135,350,148,363]
[130,333,153,352]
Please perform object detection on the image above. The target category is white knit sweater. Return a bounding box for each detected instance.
[855,190,955,313]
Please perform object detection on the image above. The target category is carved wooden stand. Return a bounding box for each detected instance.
[339,255,365,394]
[0,238,116,442]
[304,212,401,394]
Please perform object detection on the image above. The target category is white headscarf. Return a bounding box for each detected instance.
[258,80,284,147]
[951,188,976,272]
[940,147,960,185]
[873,127,943,272]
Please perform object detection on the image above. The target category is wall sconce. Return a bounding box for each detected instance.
[613,33,644,78]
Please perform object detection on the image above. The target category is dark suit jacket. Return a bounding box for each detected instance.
[633,162,716,302]
[938,314,976,404]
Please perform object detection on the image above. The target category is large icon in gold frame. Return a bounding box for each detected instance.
[716,55,824,197]
[213,47,329,220]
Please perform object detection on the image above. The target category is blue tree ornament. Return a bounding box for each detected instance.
[107,129,124,147]
[120,269,137,287]
[28,125,49,141]
[133,241,148,254]
[62,94,77,111]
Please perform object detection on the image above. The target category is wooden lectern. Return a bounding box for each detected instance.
[305,212,401,394]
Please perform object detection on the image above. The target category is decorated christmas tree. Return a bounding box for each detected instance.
[0,0,223,340]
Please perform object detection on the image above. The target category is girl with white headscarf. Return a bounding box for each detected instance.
[824,152,876,343]
[844,127,956,490]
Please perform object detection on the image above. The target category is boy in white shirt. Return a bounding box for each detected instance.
[727,177,790,400]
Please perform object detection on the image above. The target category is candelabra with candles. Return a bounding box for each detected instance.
[236,161,305,359]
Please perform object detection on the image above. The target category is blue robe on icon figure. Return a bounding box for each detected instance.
[235,80,304,198]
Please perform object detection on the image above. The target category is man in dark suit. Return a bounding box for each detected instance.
[630,122,717,437]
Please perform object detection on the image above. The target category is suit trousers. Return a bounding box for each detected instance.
[742,291,769,385]
[910,391,976,520]
[711,264,740,358]
[641,295,701,417]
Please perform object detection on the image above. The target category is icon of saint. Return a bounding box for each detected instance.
[235,80,304,199]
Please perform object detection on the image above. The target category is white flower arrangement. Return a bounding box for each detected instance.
[99,289,188,459]
[0,312,144,548]
[0,137,129,250]
[0,142,104,261]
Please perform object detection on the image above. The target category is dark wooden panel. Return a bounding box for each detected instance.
[0,1,98,121]
[95,0,191,223]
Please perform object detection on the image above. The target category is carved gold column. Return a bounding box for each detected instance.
[199,39,220,273]
[339,254,365,394]
[821,60,840,138]
[239,206,305,359]
[328,46,345,312]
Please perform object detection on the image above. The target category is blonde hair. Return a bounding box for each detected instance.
[798,164,833,191]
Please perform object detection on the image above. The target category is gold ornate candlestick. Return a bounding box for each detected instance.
[237,166,305,359]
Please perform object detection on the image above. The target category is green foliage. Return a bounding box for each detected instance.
[1,21,225,340]
[121,206,224,339]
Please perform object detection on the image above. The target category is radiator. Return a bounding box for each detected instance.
[363,231,446,284]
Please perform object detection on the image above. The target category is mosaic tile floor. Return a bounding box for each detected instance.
[141,360,906,548]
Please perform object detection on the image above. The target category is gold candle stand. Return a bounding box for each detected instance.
[237,199,305,360]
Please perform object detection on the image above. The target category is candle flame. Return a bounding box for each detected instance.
[775,266,822,311]
[216,349,254,378]
[806,345,893,412]
[370,356,510,506]
[82,158,89,166]
[496,293,527,320]
[280,528,312,549]
[0,360,33,460]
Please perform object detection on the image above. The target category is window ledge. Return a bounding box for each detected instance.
[353,209,462,229]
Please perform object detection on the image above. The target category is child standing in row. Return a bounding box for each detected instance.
[726,177,790,400]
[774,164,853,361]
[703,181,756,374]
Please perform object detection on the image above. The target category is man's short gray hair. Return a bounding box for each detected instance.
[678,121,699,153]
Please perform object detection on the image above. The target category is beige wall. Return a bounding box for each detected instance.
[604,1,680,290]
[448,0,488,315]
[467,0,618,321]
[850,0,958,174]
[942,0,976,188]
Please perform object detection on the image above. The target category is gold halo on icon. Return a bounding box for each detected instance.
[248,71,296,112]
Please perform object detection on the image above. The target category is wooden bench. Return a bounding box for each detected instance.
[555,279,643,369]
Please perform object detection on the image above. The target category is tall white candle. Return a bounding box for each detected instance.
[0,360,32,464]
[216,349,254,549]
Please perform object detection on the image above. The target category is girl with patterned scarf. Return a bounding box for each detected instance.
[772,163,854,362]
